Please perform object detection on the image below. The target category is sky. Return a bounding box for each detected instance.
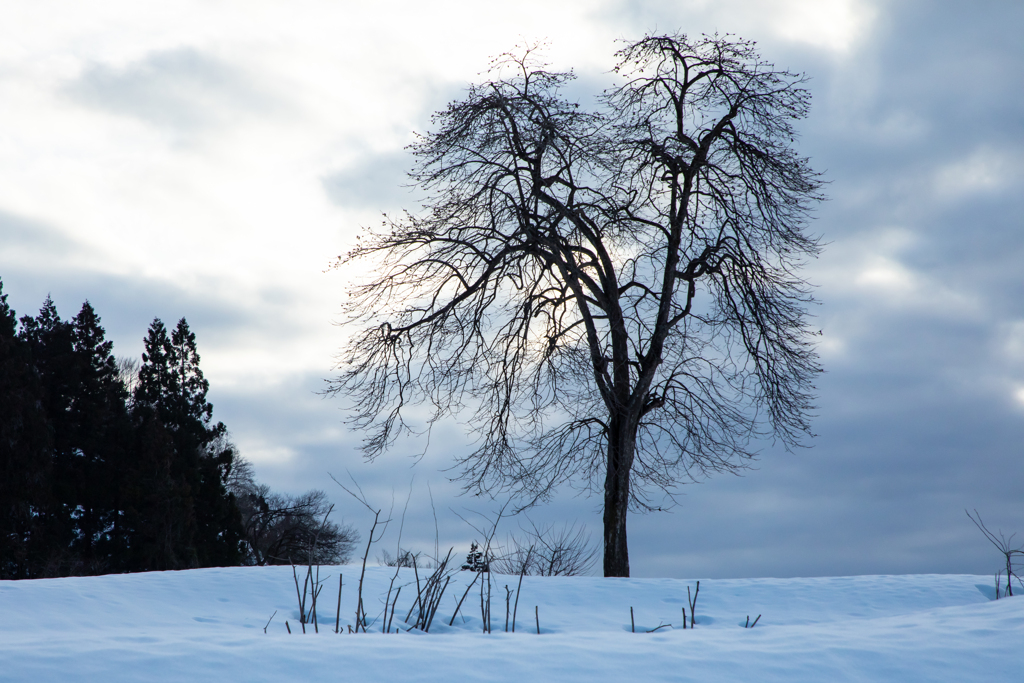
[1,0,1022,578]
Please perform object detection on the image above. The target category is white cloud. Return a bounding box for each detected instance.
[608,0,878,54]
[999,321,1024,363]
[811,228,977,316]
[853,256,917,294]
[933,147,1023,200]
[763,0,878,53]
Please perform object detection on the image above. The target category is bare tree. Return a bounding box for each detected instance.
[492,520,597,577]
[228,459,358,565]
[378,548,431,569]
[328,34,823,576]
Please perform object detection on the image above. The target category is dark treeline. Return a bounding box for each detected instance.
[0,279,356,579]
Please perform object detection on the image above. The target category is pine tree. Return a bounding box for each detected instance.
[68,302,131,570]
[0,280,53,578]
[17,295,79,575]
[461,541,489,572]
[131,318,241,568]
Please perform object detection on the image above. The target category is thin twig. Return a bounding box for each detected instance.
[449,571,481,626]
[336,574,343,633]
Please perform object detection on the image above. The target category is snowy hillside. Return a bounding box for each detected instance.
[2,567,1021,682]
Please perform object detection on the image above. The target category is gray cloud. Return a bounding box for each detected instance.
[321,151,418,210]
[0,256,252,364]
[0,209,80,258]
[63,48,276,137]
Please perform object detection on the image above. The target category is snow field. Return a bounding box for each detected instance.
[1,567,1021,682]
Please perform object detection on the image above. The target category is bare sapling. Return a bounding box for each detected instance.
[449,570,480,625]
[331,473,392,632]
[511,545,532,632]
[967,509,1023,598]
[404,548,456,631]
[336,574,343,633]
[384,484,415,631]
[264,610,277,634]
[307,505,336,633]
[386,586,401,633]
[505,585,512,631]
[687,582,700,627]
[356,508,383,631]
[312,566,323,633]
[292,563,306,630]
[479,562,493,633]
[744,614,761,628]
[453,501,509,634]
[287,504,336,634]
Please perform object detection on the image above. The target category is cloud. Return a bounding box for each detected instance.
[0,208,80,261]
[933,146,1024,200]
[63,48,277,139]
[321,151,418,210]
[605,0,878,54]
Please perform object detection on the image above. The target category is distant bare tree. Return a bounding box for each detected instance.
[492,520,597,577]
[329,34,823,576]
[378,548,431,569]
[228,458,358,565]
[116,355,140,402]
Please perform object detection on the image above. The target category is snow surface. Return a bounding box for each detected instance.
[1,567,1021,681]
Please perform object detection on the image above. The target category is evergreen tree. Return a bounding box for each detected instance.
[131,318,241,568]
[17,296,79,575]
[10,297,132,575]
[122,407,186,570]
[67,302,132,570]
[0,280,53,578]
[2,283,244,576]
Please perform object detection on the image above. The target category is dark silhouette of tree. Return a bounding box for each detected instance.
[0,281,53,579]
[132,317,243,568]
[491,521,597,576]
[329,34,823,576]
[121,406,185,570]
[66,302,133,571]
[228,457,358,565]
[0,282,256,577]
[16,296,79,574]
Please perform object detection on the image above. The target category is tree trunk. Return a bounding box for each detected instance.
[603,416,636,577]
